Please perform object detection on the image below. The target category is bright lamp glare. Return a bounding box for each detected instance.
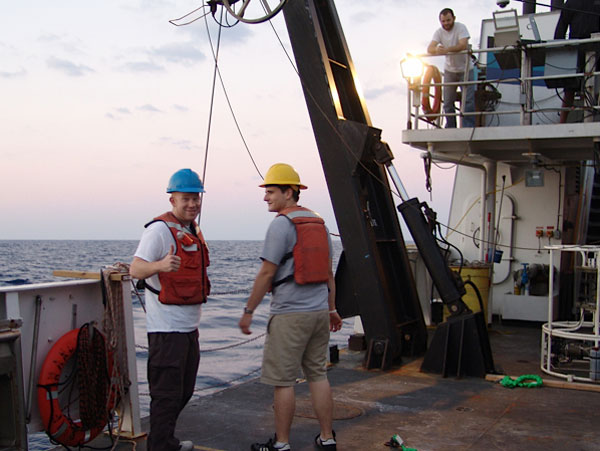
[400,56,424,80]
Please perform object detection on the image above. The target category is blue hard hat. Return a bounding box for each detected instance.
[166,169,205,193]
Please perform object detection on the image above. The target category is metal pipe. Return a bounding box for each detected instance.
[26,295,42,423]
[480,169,487,262]
[385,164,410,202]
[419,151,488,262]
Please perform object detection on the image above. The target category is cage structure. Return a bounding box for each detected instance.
[542,246,600,383]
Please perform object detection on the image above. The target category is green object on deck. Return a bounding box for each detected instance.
[500,374,543,388]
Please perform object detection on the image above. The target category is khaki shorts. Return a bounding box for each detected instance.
[261,310,330,386]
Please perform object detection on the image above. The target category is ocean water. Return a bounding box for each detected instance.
[0,239,351,449]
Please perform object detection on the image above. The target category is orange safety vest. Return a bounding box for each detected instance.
[144,212,210,305]
[272,206,330,288]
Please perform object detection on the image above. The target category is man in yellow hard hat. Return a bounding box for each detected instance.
[239,163,342,451]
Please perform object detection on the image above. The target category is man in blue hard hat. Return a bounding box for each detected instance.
[130,168,210,451]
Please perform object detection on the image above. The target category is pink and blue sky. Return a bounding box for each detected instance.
[1,1,534,240]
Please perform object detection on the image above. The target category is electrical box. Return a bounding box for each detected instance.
[526,169,544,187]
[544,44,579,89]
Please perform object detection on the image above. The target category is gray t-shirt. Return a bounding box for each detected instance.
[261,214,332,314]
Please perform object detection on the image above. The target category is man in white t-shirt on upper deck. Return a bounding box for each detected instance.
[427,8,475,128]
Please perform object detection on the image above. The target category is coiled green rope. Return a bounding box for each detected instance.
[499,374,543,388]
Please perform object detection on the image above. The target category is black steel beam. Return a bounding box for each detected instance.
[282,0,427,366]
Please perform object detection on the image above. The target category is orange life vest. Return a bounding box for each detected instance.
[144,212,210,305]
[272,206,330,288]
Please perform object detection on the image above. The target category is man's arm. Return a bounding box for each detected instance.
[239,259,278,335]
[130,244,180,279]
[427,39,440,55]
[428,37,468,55]
[445,36,468,53]
[554,10,572,39]
[327,258,342,332]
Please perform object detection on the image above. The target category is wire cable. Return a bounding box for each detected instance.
[202,6,263,179]
[169,4,210,26]
[264,16,403,199]
[197,7,225,225]
[514,0,600,17]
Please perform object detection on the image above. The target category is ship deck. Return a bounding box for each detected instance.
[81,320,600,451]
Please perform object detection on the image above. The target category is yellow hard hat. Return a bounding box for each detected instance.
[259,163,307,189]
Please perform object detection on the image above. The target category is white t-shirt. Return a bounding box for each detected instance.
[134,221,202,333]
[432,22,471,73]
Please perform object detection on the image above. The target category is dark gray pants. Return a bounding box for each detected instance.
[147,330,200,451]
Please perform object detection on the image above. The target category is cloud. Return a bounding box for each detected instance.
[120,60,164,73]
[38,33,86,55]
[173,10,254,46]
[46,56,93,76]
[37,32,62,43]
[149,42,205,66]
[173,104,189,112]
[137,104,163,113]
[159,136,201,151]
[116,107,131,114]
[364,85,400,100]
[0,68,26,79]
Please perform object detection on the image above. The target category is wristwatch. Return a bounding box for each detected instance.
[244,307,254,315]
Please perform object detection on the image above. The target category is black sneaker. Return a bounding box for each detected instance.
[251,435,291,451]
[314,430,336,450]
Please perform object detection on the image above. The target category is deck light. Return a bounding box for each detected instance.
[400,55,424,83]
[400,55,425,110]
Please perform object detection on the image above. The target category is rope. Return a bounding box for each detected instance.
[102,263,134,450]
[191,367,261,397]
[136,367,262,399]
[202,332,265,353]
[499,374,543,388]
[209,288,254,295]
[130,279,146,313]
[423,153,432,199]
[135,332,266,353]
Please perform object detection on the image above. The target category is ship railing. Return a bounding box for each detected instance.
[404,36,600,130]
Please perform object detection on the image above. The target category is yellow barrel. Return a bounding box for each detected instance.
[446,265,490,322]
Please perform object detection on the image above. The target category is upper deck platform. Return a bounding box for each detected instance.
[401,11,600,167]
[403,122,600,166]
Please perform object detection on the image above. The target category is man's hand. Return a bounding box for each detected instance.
[329,312,342,332]
[160,245,181,272]
[435,44,448,55]
[239,313,252,335]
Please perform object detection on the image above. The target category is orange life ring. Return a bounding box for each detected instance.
[421,65,442,122]
[37,327,116,446]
